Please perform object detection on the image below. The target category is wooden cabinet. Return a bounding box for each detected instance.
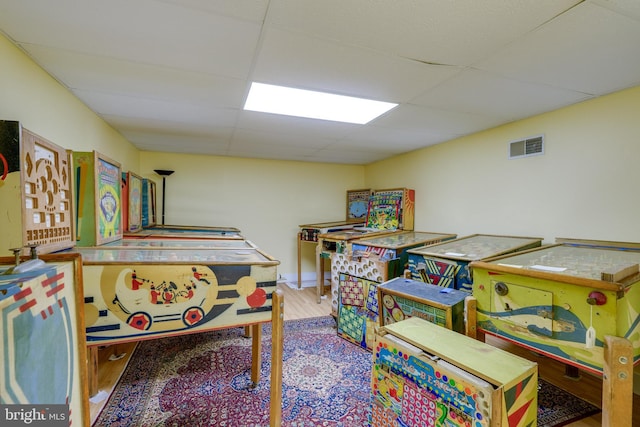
[0,120,74,255]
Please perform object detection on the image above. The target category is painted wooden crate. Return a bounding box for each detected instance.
[371,317,538,427]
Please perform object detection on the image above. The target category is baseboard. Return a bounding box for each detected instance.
[280,272,330,284]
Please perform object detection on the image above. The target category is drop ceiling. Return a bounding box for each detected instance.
[1,0,639,165]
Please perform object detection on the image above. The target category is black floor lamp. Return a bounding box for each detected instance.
[154,169,174,226]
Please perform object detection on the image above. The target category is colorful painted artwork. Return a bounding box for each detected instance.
[74,151,123,246]
[127,172,143,232]
[378,277,467,333]
[347,188,372,221]
[366,193,401,230]
[0,254,88,426]
[372,318,538,427]
[76,247,279,345]
[366,188,415,231]
[141,178,157,227]
[97,157,121,241]
[472,244,640,373]
[337,273,379,350]
[0,120,74,256]
[407,234,542,292]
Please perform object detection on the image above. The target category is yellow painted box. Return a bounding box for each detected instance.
[471,243,640,374]
[74,246,279,346]
[372,317,538,427]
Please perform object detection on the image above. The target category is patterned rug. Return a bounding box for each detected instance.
[94,316,600,427]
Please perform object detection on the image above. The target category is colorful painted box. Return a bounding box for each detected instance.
[371,317,538,427]
[377,277,468,333]
[0,252,89,426]
[336,273,380,350]
[0,120,74,255]
[315,228,397,304]
[407,234,542,292]
[121,171,143,233]
[141,178,157,227]
[75,246,278,346]
[330,231,457,315]
[366,188,415,231]
[347,188,373,222]
[471,243,640,374]
[72,151,123,246]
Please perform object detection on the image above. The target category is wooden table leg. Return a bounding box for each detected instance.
[464,296,477,340]
[250,323,261,387]
[602,335,633,427]
[270,289,284,427]
[315,242,323,303]
[297,232,302,289]
[88,346,99,397]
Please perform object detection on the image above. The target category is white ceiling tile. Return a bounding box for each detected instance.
[121,130,232,152]
[413,68,593,119]
[2,0,262,78]
[232,128,335,150]
[309,147,393,165]
[252,27,461,102]
[74,90,239,126]
[266,0,582,65]
[22,45,246,108]
[590,0,640,21]
[341,127,455,151]
[236,110,357,139]
[154,0,270,22]
[374,104,505,136]
[476,2,640,94]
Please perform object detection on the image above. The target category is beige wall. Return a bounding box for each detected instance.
[366,85,640,245]
[139,152,365,276]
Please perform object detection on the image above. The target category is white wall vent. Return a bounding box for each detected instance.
[508,135,544,159]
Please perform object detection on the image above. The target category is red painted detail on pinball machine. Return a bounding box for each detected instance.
[246,288,267,308]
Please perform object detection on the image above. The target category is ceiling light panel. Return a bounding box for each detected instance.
[244,82,397,124]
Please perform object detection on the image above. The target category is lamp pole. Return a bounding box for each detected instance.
[154,169,174,226]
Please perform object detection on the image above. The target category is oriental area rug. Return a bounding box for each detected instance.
[94,316,600,427]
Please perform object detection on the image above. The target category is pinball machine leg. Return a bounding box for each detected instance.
[297,232,303,288]
[270,289,284,427]
[602,335,633,427]
[250,323,261,387]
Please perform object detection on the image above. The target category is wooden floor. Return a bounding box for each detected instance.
[89,282,639,426]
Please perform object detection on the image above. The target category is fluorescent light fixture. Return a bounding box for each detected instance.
[244,82,397,124]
